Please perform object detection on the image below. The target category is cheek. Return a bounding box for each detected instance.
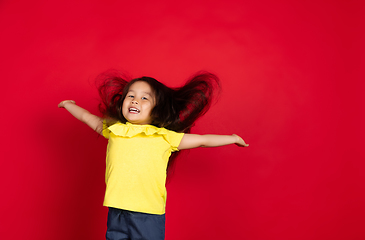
[148,103,155,112]
[148,105,155,118]
[121,99,129,113]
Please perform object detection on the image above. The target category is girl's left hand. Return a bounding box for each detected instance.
[58,100,76,108]
[233,134,249,147]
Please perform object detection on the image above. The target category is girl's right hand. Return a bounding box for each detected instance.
[58,100,75,108]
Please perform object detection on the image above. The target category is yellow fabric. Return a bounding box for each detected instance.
[102,121,184,214]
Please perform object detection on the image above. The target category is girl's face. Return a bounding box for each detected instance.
[122,81,156,125]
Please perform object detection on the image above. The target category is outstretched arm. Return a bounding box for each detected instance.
[178,133,248,150]
[58,100,104,135]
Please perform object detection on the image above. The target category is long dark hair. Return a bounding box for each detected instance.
[97,70,220,173]
[97,70,220,132]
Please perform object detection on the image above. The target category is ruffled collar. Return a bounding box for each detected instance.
[107,122,170,138]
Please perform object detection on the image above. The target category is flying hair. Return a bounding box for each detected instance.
[97,70,221,133]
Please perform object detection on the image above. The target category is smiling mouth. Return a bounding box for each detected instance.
[129,107,140,114]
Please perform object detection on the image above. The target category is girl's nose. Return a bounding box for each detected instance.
[131,100,138,104]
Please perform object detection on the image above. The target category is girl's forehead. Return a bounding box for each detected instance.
[129,81,153,92]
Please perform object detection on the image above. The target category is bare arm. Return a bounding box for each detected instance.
[178,133,249,150]
[58,100,104,135]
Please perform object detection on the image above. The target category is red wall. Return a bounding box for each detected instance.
[1,1,364,239]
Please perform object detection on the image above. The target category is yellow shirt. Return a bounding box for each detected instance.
[102,121,184,214]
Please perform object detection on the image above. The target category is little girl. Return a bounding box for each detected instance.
[58,71,248,240]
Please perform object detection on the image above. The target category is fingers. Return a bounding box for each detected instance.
[237,142,249,147]
[237,141,249,147]
[58,100,75,108]
[233,134,249,147]
[241,139,249,147]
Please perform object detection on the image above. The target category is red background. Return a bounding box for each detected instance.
[1,0,364,239]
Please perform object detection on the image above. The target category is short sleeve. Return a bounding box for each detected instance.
[102,120,110,139]
[163,131,184,152]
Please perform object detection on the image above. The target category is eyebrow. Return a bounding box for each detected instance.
[128,90,154,98]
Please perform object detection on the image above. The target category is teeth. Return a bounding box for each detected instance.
[129,107,140,113]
